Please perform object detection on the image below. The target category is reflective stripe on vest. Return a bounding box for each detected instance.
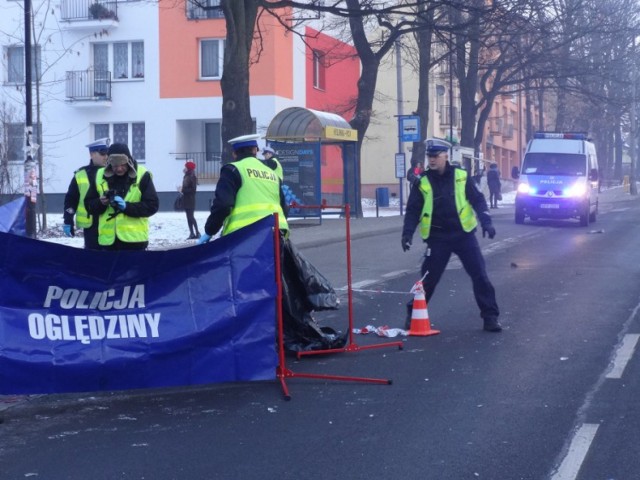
[418,168,477,239]
[74,169,92,228]
[222,157,288,236]
[274,159,283,181]
[95,166,150,245]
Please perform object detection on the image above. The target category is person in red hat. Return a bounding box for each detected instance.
[180,160,200,240]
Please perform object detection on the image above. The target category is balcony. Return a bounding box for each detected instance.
[60,0,118,28]
[186,0,224,20]
[439,106,458,126]
[65,70,112,105]
[171,152,222,182]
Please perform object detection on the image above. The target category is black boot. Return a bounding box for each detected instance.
[483,317,502,332]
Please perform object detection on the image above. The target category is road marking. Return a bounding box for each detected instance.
[381,270,409,278]
[351,279,378,289]
[605,333,640,379]
[551,423,599,480]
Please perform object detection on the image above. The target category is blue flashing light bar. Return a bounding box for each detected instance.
[533,132,589,140]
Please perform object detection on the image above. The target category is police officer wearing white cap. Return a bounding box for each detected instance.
[198,134,289,244]
[62,137,110,249]
[401,138,502,332]
[262,145,283,180]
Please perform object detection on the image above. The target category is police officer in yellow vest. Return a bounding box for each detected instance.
[85,143,159,250]
[401,138,501,332]
[62,138,110,249]
[262,145,283,181]
[198,134,288,244]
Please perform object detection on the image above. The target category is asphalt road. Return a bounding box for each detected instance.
[2,187,640,480]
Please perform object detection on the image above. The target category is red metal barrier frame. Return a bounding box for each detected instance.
[273,207,401,400]
[293,203,403,358]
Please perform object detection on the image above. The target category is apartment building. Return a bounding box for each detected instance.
[0,0,359,211]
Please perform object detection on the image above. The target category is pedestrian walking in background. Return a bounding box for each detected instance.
[62,138,109,249]
[487,162,502,208]
[85,143,159,250]
[401,138,502,332]
[180,160,200,240]
[407,161,424,187]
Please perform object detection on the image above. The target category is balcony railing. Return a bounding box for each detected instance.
[186,0,224,20]
[60,0,118,21]
[172,152,222,181]
[66,70,112,101]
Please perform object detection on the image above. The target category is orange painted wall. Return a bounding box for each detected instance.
[304,27,359,195]
[158,2,293,99]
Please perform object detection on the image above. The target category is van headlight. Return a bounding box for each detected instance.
[564,184,587,197]
[517,183,535,194]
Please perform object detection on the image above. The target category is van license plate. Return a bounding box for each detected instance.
[540,204,560,209]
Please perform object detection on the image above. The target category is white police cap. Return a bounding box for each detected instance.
[228,134,261,151]
[86,137,110,152]
[425,137,451,156]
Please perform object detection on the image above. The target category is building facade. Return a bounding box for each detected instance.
[0,0,359,212]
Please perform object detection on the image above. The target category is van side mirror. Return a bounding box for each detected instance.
[589,168,599,181]
[511,166,520,179]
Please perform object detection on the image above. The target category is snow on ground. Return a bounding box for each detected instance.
[39,191,516,250]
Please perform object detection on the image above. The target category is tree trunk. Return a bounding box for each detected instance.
[454,6,480,151]
[220,0,260,164]
[614,118,622,181]
[410,6,434,167]
[344,0,385,218]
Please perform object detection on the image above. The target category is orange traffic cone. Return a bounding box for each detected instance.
[408,281,440,336]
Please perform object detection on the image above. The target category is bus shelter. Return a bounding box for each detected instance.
[265,107,359,218]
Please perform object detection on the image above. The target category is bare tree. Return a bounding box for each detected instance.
[219,0,261,164]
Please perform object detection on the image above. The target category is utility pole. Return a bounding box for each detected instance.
[395,39,404,216]
[24,0,38,237]
[631,47,638,195]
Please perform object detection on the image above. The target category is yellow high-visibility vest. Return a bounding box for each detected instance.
[74,169,92,228]
[95,166,150,245]
[418,168,477,239]
[222,157,288,236]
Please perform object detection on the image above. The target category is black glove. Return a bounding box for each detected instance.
[482,224,496,239]
[401,235,412,252]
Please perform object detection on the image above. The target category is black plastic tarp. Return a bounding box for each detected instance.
[281,238,347,353]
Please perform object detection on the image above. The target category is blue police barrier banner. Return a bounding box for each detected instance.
[0,196,27,236]
[0,216,277,395]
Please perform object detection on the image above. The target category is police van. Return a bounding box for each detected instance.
[511,132,599,226]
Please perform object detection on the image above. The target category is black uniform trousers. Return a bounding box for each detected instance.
[82,223,100,250]
[413,230,499,320]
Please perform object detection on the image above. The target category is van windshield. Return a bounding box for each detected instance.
[522,153,585,176]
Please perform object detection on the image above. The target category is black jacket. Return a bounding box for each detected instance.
[181,170,198,210]
[63,161,101,227]
[402,163,492,239]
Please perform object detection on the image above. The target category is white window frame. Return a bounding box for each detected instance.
[92,41,144,81]
[4,44,41,85]
[312,49,325,90]
[199,39,224,80]
[93,122,146,161]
